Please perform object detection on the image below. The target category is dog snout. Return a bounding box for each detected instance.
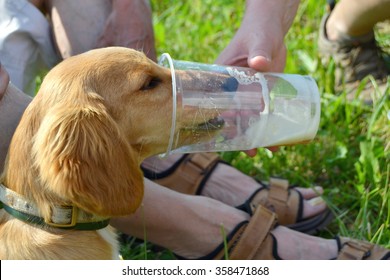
[221,77,238,92]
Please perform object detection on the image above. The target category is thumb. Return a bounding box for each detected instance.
[248,43,287,73]
[245,29,274,71]
[247,54,272,72]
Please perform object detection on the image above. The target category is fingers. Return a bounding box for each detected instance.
[244,149,258,157]
[216,31,287,73]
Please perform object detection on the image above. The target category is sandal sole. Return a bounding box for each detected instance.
[287,208,334,234]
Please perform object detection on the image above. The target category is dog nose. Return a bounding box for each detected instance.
[221,77,238,92]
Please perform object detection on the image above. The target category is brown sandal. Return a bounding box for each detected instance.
[142,152,333,234]
[237,177,333,234]
[142,153,220,195]
[180,206,390,260]
[336,237,390,260]
[210,205,280,260]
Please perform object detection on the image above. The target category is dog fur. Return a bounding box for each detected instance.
[0,47,221,259]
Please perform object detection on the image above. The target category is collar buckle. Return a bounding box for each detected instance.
[45,205,78,228]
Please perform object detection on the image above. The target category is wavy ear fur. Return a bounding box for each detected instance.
[32,101,144,217]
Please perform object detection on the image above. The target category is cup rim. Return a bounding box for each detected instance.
[158,53,177,156]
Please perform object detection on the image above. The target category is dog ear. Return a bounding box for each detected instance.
[32,102,144,217]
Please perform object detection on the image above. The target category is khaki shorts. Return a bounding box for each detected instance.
[0,0,60,95]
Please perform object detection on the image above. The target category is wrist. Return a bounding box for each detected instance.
[245,0,300,35]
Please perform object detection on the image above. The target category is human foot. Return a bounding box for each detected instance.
[185,206,390,260]
[255,218,389,260]
[271,226,338,259]
[141,153,332,233]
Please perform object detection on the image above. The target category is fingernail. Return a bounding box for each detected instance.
[249,55,271,63]
[248,54,272,71]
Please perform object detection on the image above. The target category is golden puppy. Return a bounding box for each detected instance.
[0,47,225,259]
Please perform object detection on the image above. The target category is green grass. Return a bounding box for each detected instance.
[121,0,390,258]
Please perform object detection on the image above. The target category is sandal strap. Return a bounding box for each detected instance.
[268,178,301,225]
[240,178,302,225]
[226,206,278,260]
[149,153,220,195]
[268,178,290,208]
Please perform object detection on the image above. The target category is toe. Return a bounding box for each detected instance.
[295,186,324,199]
[302,196,328,219]
[293,186,328,219]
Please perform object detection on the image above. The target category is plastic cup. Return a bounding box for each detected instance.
[158,53,321,155]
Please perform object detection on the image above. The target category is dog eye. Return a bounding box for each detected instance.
[140,77,161,91]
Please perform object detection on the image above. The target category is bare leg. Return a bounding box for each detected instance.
[326,0,390,40]
[111,179,338,260]
[142,156,328,220]
[112,179,249,259]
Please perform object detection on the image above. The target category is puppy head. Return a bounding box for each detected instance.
[31,47,176,216]
[17,47,225,217]
[38,47,175,157]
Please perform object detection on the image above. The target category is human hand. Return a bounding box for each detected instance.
[215,0,300,156]
[0,62,10,101]
[215,0,299,72]
[96,0,157,61]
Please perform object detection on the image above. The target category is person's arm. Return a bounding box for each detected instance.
[95,0,156,61]
[216,0,300,72]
